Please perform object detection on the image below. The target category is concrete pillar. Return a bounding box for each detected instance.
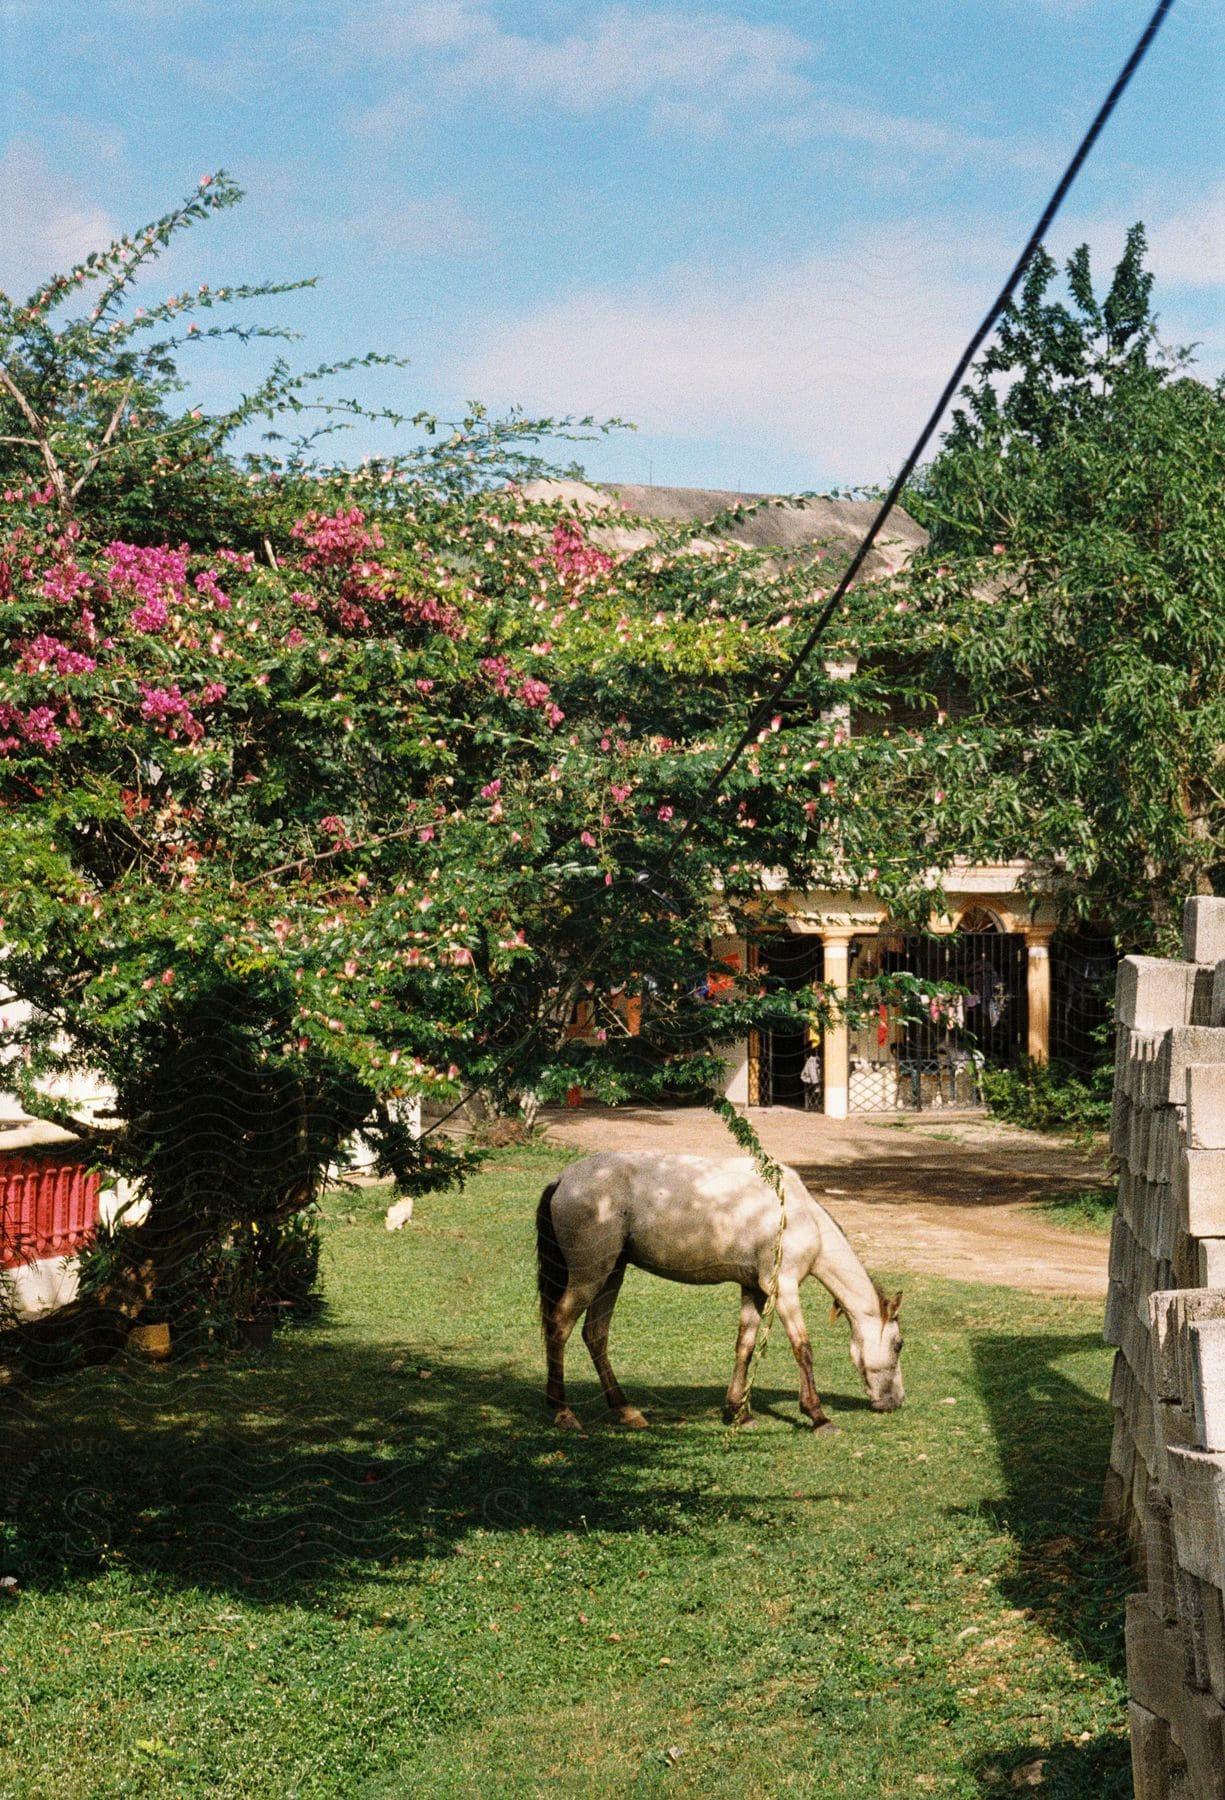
[821,930,855,1119]
[1026,930,1054,1063]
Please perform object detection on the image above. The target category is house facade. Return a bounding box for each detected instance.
[541,479,1089,1119]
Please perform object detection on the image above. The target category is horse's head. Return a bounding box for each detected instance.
[834,1288,904,1412]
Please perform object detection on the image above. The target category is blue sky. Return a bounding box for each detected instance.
[1,0,1221,492]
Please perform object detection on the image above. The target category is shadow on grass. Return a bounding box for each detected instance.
[0,1332,848,1604]
[970,1732,1132,1799]
[964,1330,1132,1792]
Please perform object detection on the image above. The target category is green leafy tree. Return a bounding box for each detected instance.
[899,228,1225,945]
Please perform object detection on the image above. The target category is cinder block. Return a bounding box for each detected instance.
[1147,1487,1181,1623]
[1156,1401,1200,1490]
[1174,1559,1212,1690]
[1128,1590,1190,1722]
[1152,1293,1225,1409]
[1196,1241,1225,1288]
[1187,1066,1225,1151]
[1184,898,1225,967]
[1192,966,1218,1027]
[1202,1578,1225,1705]
[1159,1030,1225,1106]
[1190,1321,1225,1452]
[1129,1698,1172,1800]
[1178,1151,1225,1238]
[1119,957,1199,1031]
[1178,1686,1225,1800]
[1164,1444,1225,1584]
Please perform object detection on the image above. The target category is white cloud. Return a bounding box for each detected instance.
[356,1,812,123]
[349,1,1050,170]
[453,225,1004,486]
[0,140,117,299]
[1145,181,1225,288]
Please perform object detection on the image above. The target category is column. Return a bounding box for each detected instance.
[1026,930,1054,1063]
[821,929,855,1119]
[718,936,751,1105]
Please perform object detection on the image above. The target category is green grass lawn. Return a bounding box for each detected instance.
[1,1144,1131,1798]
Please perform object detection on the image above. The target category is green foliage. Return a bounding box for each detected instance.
[900,227,1225,944]
[980,1056,1113,1145]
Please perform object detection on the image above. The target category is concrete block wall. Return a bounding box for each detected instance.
[1103,897,1225,1799]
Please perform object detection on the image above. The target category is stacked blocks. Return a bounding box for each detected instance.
[1105,897,1225,1798]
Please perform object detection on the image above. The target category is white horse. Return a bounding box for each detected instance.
[536,1151,904,1433]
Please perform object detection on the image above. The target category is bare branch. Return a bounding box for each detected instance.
[69,377,134,500]
[0,363,68,510]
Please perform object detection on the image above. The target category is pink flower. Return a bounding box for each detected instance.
[992,543,1005,556]
[480,779,502,799]
[657,805,674,822]
[518,676,551,709]
[610,783,632,805]
[16,634,96,677]
[580,831,596,847]
[161,969,174,986]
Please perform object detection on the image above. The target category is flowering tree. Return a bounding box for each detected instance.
[0,180,999,1328]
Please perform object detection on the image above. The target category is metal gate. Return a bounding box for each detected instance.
[749,936,824,1109]
[1049,928,1116,1073]
[847,919,1029,1112]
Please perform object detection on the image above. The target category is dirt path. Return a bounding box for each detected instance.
[537,1104,1111,1300]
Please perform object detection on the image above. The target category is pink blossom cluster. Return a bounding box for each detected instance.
[42,558,93,607]
[291,507,385,569]
[0,702,61,755]
[16,634,97,677]
[193,569,231,610]
[139,682,202,742]
[517,675,564,729]
[105,542,189,633]
[479,656,512,695]
[398,589,462,638]
[547,522,613,583]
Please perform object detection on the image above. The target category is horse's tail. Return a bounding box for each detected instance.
[536,1181,566,1332]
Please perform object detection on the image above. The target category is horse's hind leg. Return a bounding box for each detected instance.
[774,1285,834,1432]
[544,1288,587,1433]
[724,1285,766,1424]
[581,1262,647,1428]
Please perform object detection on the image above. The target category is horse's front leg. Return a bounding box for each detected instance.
[775,1285,836,1433]
[724,1285,766,1424]
[581,1262,648,1428]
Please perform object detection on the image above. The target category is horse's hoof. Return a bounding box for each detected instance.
[618,1406,649,1429]
[619,1407,650,1430]
[811,1419,839,1435]
[554,1408,586,1434]
[725,1408,757,1428]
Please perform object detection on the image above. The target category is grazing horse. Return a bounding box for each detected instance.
[536,1151,904,1432]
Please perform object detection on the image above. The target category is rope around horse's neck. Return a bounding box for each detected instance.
[711,1099,787,1423]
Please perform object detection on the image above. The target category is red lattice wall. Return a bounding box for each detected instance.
[0,1152,101,1269]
